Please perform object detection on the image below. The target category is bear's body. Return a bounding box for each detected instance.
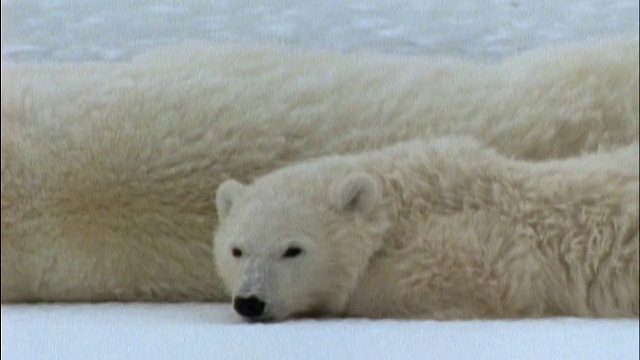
[215,138,639,320]
[2,38,639,302]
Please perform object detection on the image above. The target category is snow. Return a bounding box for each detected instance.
[2,1,639,359]
[2,0,639,62]
[2,304,639,360]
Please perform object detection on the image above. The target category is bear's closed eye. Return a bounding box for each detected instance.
[283,247,302,258]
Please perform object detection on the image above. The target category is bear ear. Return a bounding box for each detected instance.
[216,179,245,222]
[332,173,380,214]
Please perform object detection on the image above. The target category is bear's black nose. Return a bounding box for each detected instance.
[233,296,266,318]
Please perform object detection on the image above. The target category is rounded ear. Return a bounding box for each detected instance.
[216,179,245,222]
[332,173,380,214]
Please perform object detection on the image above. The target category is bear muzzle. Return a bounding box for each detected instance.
[233,295,266,319]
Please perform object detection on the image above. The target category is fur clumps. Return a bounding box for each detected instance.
[2,37,638,303]
[215,137,639,321]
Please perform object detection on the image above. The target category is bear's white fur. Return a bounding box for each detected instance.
[215,137,639,321]
[2,38,638,302]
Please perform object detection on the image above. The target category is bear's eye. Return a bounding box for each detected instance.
[282,247,302,258]
[231,247,243,258]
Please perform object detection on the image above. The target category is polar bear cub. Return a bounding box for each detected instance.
[214,137,639,321]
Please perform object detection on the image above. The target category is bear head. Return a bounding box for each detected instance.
[214,159,392,321]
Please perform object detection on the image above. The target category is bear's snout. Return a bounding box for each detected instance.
[233,295,266,319]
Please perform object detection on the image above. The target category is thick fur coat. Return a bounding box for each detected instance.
[1,38,638,302]
[215,138,639,320]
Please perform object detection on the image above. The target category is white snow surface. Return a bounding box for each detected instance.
[1,0,639,62]
[2,1,639,359]
[2,304,639,360]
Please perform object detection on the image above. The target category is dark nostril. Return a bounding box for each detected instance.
[233,296,266,318]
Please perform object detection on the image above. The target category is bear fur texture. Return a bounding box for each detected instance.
[2,38,639,302]
[215,137,639,321]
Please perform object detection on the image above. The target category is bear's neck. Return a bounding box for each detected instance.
[360,141,524,248]
[346,141,530,318]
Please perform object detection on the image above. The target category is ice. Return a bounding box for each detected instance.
[2,0,638,62]
[2,304,639,359]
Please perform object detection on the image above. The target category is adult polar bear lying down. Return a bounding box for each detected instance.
[1,38,638,302]
[215,138,639,321]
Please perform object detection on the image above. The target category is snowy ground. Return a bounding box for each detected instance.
[2,304,639,360]
[1,0,639,62]
[2,1,639,359]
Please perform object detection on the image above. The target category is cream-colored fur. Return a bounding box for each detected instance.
[215,138,639,320]
[2,38,638,302]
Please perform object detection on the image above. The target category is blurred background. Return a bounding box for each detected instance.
[2,0,639,62]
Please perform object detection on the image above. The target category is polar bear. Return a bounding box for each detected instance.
[215,137,639,321]
[2,37,639,302]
